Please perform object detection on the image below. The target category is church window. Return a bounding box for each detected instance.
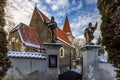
[60,47,64,58]
[12,37,15,42]
[16,39,19,43]
[9,41,11,44]
[11,37,15,51]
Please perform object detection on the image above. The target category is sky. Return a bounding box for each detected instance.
[5,0,101,40]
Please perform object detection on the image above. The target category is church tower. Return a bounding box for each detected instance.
[63,15,74,43]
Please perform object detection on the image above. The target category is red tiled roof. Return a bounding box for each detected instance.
[20,23,42,47]
[10,23,43,48]
[56,28,71,45]
[63,15,72,34]
[37,8,73,46]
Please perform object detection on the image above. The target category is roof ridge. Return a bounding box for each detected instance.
[10,23,23,33]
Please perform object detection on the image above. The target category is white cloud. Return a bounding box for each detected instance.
[45,0,51,4]
[68,0,82,13]
[70,10,101,37]
[45,0,69,11]
[52,5,58,11]
[5,0,50,32]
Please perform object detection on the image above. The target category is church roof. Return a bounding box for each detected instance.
[10,23,43,48]
[37,8,74,47]
[37,8,49,22]
[63,15,72,34]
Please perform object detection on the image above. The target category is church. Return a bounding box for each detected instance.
[29,7,76,72]
[7,6,76,75]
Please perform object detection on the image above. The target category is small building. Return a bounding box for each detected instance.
[8,23,45,52]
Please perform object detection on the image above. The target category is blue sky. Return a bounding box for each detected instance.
[5,0,101,39]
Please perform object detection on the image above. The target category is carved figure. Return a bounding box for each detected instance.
[44,16,57,43]
[84,22,97,44]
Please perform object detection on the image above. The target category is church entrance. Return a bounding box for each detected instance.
[59,71,82,80]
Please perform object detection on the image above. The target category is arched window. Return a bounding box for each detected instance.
[60,47,64,58]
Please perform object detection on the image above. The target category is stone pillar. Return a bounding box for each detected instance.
[81,44,102,80]
[44,42,62,80]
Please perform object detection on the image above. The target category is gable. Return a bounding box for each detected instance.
[29,7,52,42]
[10,23,43,49]
[35,8,74,47]
[20,23,42,48]
[63,16,72,34]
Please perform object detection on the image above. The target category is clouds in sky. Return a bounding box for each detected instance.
[45,0,69,11]
[5,0,101,38]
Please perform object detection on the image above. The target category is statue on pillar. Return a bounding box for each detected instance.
[84,22,97,44]
[44,16,57,43]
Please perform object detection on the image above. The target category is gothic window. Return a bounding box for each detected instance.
[21,43,26,52]
[11,37,15,50]
[16,39,19,43]
[60,47,64,58]
[12,37,15,42]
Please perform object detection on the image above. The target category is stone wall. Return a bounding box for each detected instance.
[5,58,47,80]
[5,43,62,80]
[81,45,101,80]
[8,31,22,51]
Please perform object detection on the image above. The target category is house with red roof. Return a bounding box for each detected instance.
[8,23,45,53]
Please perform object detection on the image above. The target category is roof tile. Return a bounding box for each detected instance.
[20,23,43,47]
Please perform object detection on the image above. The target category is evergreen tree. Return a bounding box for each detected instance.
[96,36,102,45]
[98,0,120,79]
[96,36,105,56]
[0,0,11,79]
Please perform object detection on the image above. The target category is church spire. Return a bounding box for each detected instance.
[63,14,74,43]
[63,14,72,34]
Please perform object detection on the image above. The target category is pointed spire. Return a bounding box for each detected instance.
[63,14,72,34]
[35,3,37,7]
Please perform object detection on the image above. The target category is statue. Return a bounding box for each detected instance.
[44,16,57,43]
[84,22,97,44]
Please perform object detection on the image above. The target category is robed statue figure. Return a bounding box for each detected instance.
[44,16,57,43]
[84,22,97,44]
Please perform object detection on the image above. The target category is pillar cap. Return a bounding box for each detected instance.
[80,44,103,51]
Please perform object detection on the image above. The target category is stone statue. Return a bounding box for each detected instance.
[84,22,97,44]
[44,16,57,43]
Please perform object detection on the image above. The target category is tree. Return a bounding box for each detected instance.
[73,38,85,58]
[96,36,105,56]
[98,0,120,79]
[0,0,11,79]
